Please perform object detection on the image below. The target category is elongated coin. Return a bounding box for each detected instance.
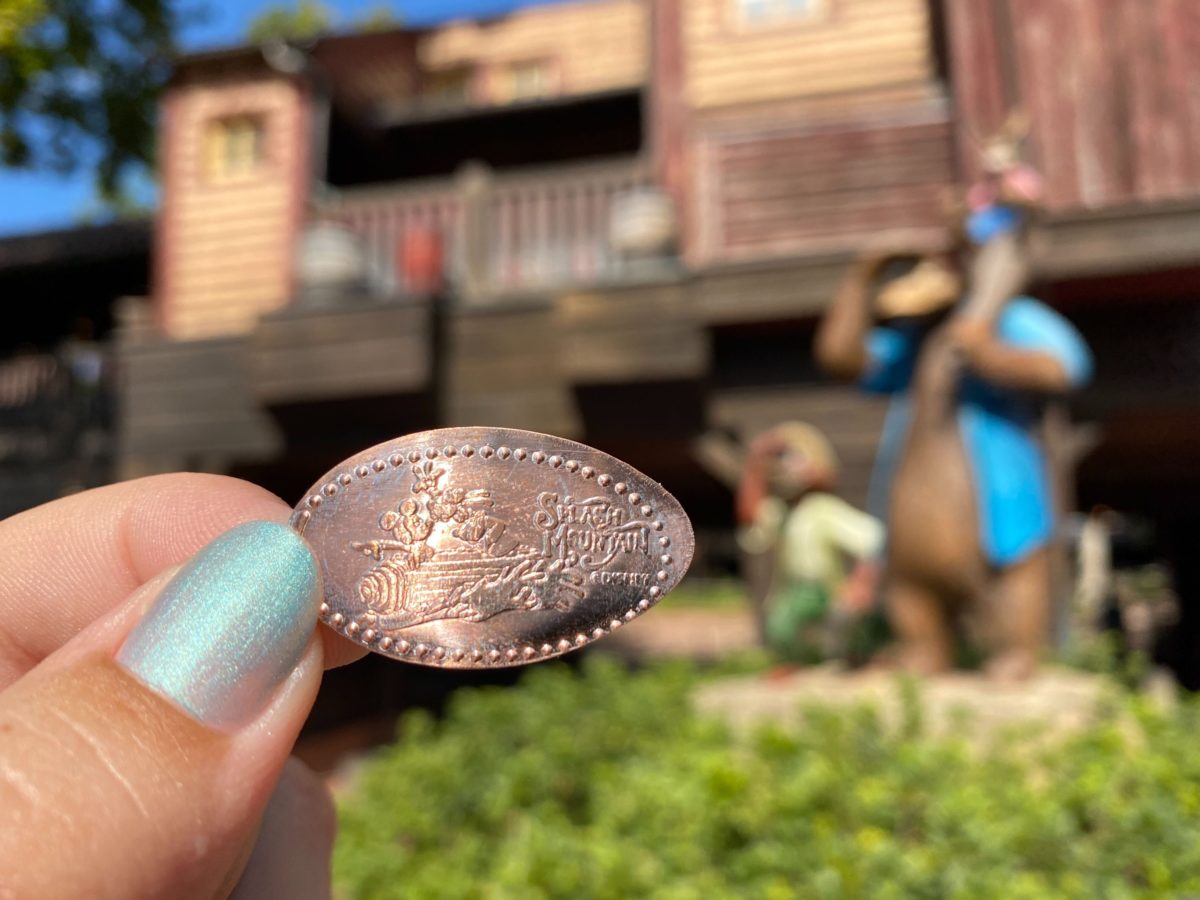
[291,427,695,667]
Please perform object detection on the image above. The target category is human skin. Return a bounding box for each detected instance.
[0,474,366,898]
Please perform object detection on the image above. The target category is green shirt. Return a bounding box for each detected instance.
[740,493,883,592]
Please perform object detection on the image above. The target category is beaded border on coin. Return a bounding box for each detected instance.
[290,438,686,668]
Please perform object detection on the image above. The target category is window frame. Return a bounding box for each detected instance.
[422,65,478,110]
[507,58,555,102]
[203,113,269,184]
[728,0,833,33]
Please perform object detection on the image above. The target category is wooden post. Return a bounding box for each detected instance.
[1044,400,1102,648]
[649,0,688,254]
[457,162,493,304]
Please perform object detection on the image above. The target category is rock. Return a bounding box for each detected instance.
[694,664,1115,743]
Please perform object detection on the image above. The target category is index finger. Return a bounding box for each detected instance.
[0,473,364,688]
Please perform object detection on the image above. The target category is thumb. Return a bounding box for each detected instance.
[0,522,325,900]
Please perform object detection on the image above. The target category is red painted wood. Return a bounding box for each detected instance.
[1161,0,1200,186]
[707,115,953,259]
[1136,0,1197,198]
[1011,0,1080,209]
[399,227,444,294]
[963,0,1200,212]
[651,0,687,208]
[944,0,1009,181]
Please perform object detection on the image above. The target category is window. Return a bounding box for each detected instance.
[204,115,265,181]
[425,67,475,108]
[736,0,823,26]
[507,60,553,102]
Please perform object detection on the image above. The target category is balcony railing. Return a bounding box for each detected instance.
[0,350,114,517]
[316,158,656,298]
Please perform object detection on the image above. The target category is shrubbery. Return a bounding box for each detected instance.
[334,658,1200,899]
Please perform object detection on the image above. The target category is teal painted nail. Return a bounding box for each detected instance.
[117,521,321,729]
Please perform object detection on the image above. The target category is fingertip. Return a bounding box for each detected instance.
[320,627,370,669]
[117,521,322,731]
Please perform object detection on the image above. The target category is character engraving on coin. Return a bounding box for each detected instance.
[351,461,606,629]
[294,427,696,666]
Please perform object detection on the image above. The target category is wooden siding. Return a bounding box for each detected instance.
[310,31,421,114]
[557,282,709,383]
[1012,0,1200,209]
[248,300,432,405]
[117,334,280,473]
[158,75,308,340]
[695,255,853,324]
[421,0,647,100]
[682,0,936,110]
[941,0,1011,182]
[444,303,582,437]
[947,0,1200,211]
[691,99,955,264]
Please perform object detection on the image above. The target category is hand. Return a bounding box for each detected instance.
[947,317,994,364]
[0,474,365,897]
[747,430,788,459]
[836,562,881,615]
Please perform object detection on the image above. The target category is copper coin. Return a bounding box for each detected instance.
[291,427,695,668]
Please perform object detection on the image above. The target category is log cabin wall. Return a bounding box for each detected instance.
[156,69,309,340]
[420,0,648,102]
[692,101,954,262]
[946,0,1200,211]
[683,0,935,110]
[678,0,955,264]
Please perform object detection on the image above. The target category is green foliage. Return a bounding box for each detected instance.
[245,1,398,45]
[335,659,1200,898]
[1058,631,1151,690]
[355,4,398,32]
[0,0,44,52]
[246,0,332,45]
[659,577,747,610]
[0,0,184,196]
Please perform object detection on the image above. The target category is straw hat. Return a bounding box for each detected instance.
[874,257,963,319]
[766,422,839,496]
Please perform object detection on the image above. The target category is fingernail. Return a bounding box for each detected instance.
[117,521,321,729]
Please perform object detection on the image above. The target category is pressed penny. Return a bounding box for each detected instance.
[291,427,695,667]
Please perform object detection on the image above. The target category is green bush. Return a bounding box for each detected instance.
[658,578,747,610]
[334,658,1200,899]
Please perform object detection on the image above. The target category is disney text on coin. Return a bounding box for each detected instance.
[291,427,695,667]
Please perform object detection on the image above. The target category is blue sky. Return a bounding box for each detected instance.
[0,0,565,237]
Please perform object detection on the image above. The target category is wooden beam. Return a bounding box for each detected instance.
[1033,203,1200,279]
[116,334,280,470]
[557,282,708,383]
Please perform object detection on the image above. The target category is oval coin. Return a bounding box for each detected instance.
[291,427,695,667]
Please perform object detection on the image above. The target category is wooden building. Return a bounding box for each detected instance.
[0,220,150,516]
[115,0,1200,645]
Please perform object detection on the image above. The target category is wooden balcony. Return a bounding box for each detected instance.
[315,158,657,300]
[0,352,117,516]
[557,280,707,384]
[116,331,280,476]
[248,299,433,406]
